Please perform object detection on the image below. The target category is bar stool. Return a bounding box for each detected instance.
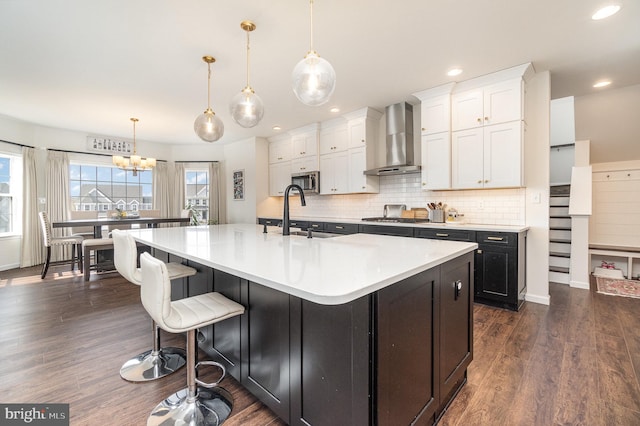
[140,252,245,426]
[112,229,197,382]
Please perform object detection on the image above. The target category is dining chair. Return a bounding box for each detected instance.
[38,211,84,279]
[70,210,98,239]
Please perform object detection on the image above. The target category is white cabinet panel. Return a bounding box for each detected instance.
[420,95,450,135]
[451,90,483,131]
[291,157,318,174]
[483,79,523,126]
[347,118,367,149]
[320,151,349,194]
[292,129,318,158]
[269,162,291,196]
[421,132,451,190]
[452,129,484,189]
[483,121,522,188]
[320,124,348,155]
[269,138,292,163]
[349,147,379,193]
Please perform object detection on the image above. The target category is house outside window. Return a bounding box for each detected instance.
[185,170,209,223]
[70,164,152,214]
[0,154,22,235]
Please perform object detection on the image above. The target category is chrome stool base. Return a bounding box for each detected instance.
[120,347,186,382]
[147,386,233,426]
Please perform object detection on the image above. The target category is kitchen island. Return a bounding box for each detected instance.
[128,224,477,425]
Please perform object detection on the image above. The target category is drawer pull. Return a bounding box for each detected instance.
[336,226,344,229]
[311,224,319,228]
[487,236,504,241]
[436,233,449,237]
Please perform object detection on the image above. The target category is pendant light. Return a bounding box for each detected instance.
[292,0,336,106]
[112,118,156,177]
[194,56,224,142]
[229,20,264,128]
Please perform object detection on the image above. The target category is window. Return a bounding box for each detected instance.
[70,164,153,214]
[0,154,22,235]
[185,170,209,222]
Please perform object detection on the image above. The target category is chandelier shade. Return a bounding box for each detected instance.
[112,118,155,177]
[194,56,224,142]
[230,20,264,128]
[292,0,336,106]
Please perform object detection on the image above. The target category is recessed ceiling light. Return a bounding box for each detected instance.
[447,68,463,77]
[272,125,282,131]
[330,107,340,113]
[593,80,612,88]
[592,4,621,20]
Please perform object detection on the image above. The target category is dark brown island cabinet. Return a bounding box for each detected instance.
[155,248,474,426]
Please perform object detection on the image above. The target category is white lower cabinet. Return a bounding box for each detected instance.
[452,121,523,189]
[421,132,451,190]
[269,162,292,196]
[320,152,349,194]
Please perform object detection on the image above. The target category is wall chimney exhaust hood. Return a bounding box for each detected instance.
[364,102,421,176]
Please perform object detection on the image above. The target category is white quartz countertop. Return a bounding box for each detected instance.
[128,224,477,305]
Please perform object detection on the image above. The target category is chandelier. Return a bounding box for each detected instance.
[112,118,156,176]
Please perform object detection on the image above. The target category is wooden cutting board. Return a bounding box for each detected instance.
[401,210,415,219]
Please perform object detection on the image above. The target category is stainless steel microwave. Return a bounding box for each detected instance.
[291,171,319,194]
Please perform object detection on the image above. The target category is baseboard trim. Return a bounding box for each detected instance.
[525,292,551,306]
[570,280,590,290]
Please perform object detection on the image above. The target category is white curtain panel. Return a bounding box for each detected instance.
[209,162,225,225]
[153,161,170,218]
[45,151,71,261]
[173,162,185,219]
[20,147,42,267]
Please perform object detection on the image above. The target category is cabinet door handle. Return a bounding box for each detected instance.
[484,116,489,121]
[477,249,483,254]
[487,236,504,241]
[477,118,482,123]
[454,280,462,300]
[436,233,449,237]
[477,180,482,184]
[422,182,426,186]
[422,127,426,131]
[484,180,489,183]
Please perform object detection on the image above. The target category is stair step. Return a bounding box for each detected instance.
[550,215,570,219]
[550,251,571,258]
[549,270,570,284]
[550,227,572,231]
[550,238,572,244]
[549,265,570,273]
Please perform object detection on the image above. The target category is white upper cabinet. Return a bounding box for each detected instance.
[421,132,451,190]
[268,134,292,164]
[320,151,349,195]
[452,121,523,189]
[319,118,348,155]
[291,123,319,159]
[420,93,452,135]
[452,78,523,131]
[269,161,292,196]
[348,147,380,193]
[291,157,318,174]
[345,107,382,150]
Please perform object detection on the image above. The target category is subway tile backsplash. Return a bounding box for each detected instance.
[284,174,526,226]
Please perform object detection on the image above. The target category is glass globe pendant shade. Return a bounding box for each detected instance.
[194,109,224,142]
[292,51,336,106]
[230,87,264,128]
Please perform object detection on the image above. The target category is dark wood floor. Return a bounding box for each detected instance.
[1,265,640,425]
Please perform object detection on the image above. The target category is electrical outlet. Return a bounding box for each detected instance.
[532,193,541,204]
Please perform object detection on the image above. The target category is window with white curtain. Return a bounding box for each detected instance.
[69,163,153,213]
[185,170,209,222]
[0,153,22,235]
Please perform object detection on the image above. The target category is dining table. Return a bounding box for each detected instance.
[52,216,191,238]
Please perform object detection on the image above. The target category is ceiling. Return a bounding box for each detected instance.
[0,0,638,146]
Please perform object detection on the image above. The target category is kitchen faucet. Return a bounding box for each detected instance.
[282,184,306,236]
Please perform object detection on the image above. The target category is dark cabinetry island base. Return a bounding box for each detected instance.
[160,248,474,426]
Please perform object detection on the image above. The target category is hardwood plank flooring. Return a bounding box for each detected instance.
[2,265,640,425]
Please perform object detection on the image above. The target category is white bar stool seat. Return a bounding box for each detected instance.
[140,252,245,426]
[112,229,197,382]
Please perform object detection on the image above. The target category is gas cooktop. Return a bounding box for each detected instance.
[361,217,430,224]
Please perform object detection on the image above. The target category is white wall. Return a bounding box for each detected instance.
[575,84,640,164]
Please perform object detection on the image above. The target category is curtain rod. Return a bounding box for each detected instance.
[0,139,34,149]
[48,148,167,163]
[174,160,219,163]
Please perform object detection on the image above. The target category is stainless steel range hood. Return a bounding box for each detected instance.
[364,102,421,176]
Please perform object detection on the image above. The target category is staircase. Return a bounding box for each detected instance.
[549,185,571,284]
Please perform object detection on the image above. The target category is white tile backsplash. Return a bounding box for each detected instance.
[282,174,526,226]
